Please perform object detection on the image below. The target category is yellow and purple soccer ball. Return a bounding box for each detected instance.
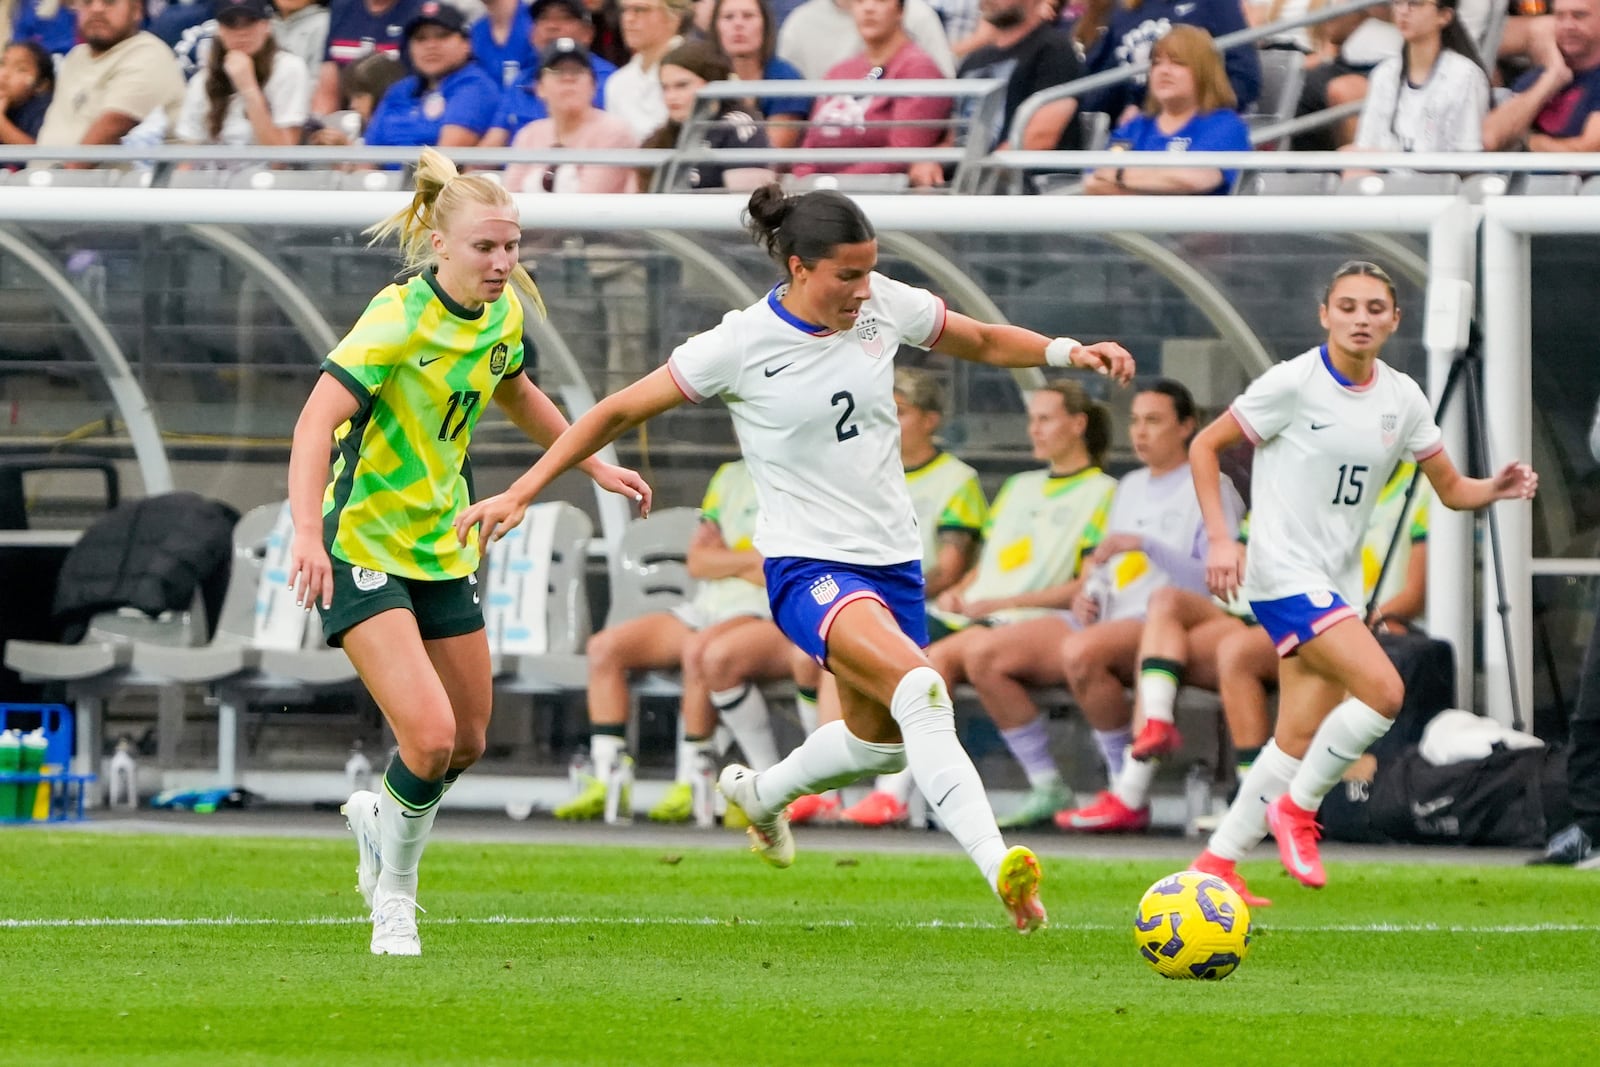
[1134,870,1252,980]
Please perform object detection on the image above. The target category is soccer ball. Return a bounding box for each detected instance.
[1133,870,1252,980]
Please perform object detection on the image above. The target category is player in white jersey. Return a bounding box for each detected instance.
[1187,261,1536,903]
[456,184,1135,933]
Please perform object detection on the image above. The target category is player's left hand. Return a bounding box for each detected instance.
[1491,461,1538,501]
[455,493,528,553]
[1072,341,1136,384]
[590,462,653,516]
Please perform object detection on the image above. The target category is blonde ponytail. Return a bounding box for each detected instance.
[365,148,546,318]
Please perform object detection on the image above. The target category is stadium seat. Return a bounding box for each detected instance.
[226,168,343,191]
[1336,172,1461,195]
[1246,49,1306,151]
[341,170,405,192]
[1583,175,1600,195]
[9,168,118,188]
[1462,173,1511,201]
[1080,110,1111,152]
[1510,173,1578,196]
[487,501,596,694]
[166,169,231,190]
[783,173,911,194]
[1235,171,1338,196]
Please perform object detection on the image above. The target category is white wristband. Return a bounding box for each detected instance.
[1044,337,1081,368]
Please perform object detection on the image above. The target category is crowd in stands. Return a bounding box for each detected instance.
[9,0,1600,184]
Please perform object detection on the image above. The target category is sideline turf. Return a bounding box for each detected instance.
[2,833,1595,1066]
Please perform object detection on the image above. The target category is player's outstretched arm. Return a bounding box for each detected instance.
[492,375,653,509]
[1419,451,1539,511]
[457,366,686,551]
[287,376,360,611]
[1190,411,1247,601]
[932,311,1135,383]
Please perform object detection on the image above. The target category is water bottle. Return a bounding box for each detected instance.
[603,755,634,825]
[568,749,593,794]
[19,729,48,820]
[692,751,717,829]
[0,731,20,821]
[344,741,372,796]
[108,738,138,810]
[1184,762,1212,838]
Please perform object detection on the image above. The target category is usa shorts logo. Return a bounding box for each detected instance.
[809,575,841,605]
[352,566,388,592]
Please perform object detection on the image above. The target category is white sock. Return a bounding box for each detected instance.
[376,788,441,900]
[1288,698,1392,811]
[874,768,915,803]
[676,733,716,785]
[1095,728,1132,781]
[1139,664,1180,726]
[890,666,1009,889]
[1112,756,1156,810]
[795,688,820,734]
[753,720,904,812]
[590,732,626,780]
[713,684,780,771]
[1205,741,1301,862]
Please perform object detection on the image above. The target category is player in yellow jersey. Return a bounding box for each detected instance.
[285,148,649,957]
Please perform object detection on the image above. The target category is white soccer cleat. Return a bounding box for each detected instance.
[341,789,382,911]
[369,891,421,956]
[717,763,795,869]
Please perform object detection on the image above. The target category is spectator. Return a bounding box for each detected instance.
[1083,0,1260,121]
[907,0,1083,187]
[310,0,425,115]
[479,0,615,147]
[359,1,500,146]
[923,382,1118,828]
[470,0,535,86]
[640,39,772,189]
[777,0,956,77]
[1483,0,1600,152]
[691,0,715,34]
[791,0,953,178]
[585,0,631,64]
[274,0,333,75]
[1346,0,1488,157]
[11,0,77,57]
[308,49,405,140]
[603,0,688,139]
[1291,7,1401,151]
[34,0,186,165]
[504,36,640,191]
[0,39,52,151]
[174,0,311,150]
[1084,25,1250,195]
[712,0,808,147]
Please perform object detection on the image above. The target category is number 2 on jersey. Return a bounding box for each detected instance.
[1331,463,1368,506]
[438,390,481,442]
[832,391,859,442]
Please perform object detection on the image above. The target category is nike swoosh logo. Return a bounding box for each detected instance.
[763,363,794,377]
[1309,421,1333,430]
[936,784,958,806]
[420,354,447,367]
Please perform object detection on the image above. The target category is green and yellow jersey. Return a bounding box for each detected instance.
[945,465,1116,626]
[691,460,769,622]
[904,450,987,586]
[320,269,525,580]
[1361,460,1431,613]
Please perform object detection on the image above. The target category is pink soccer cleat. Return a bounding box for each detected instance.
[786,792,841,826]
[1266,795,1327,888]
[1054,790,1151,833]
[1130,720,1183,761]
[1191,849,1273,908]
[839,790,909,827]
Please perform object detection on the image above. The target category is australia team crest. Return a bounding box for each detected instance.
[490,342,508,375]
[855,315,884,358]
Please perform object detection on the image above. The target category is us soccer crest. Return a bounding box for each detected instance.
[1381,412,1397,447]
[855,315,884,358]
[809,575,841,605]
[490,342,508,375]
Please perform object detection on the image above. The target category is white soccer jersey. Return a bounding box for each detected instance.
[1090,463,1243,622]
[1231,346,1442,605]
[668,273,946,566]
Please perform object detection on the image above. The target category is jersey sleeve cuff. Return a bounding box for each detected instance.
[322,361,373,413]
[920,296,948,350]
[1413,440,1444,463]
[666,358,704,404]
[1228,404,1262,445]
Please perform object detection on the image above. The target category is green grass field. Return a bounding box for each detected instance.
[3,831,1597,1066]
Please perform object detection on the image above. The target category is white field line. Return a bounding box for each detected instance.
[2,915,1596,934]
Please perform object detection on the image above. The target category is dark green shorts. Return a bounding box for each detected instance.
[318,557,484,647]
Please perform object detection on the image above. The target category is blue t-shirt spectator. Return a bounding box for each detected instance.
[365,61,500,144]
[488,53,615,139]
[1511,62,1600,139]
[324,0,425,68]
[1084,0,1259,118]
[757,55,809,121]
[1109,107,1251,193]
[5,92,51,140]
[470,5,536,89]
[12,0,77,56]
